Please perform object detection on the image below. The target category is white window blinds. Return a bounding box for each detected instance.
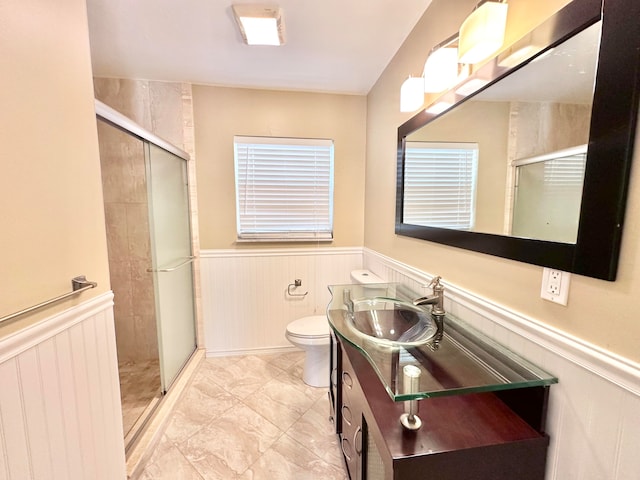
[234,136,334,241]
[403,141,479,230]
[543,152,587,194]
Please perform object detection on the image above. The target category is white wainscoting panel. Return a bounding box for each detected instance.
[0,293,126,480]
[363,248,640,480]
[200,248,362,356]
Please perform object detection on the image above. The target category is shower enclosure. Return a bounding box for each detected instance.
[95,101,197,449]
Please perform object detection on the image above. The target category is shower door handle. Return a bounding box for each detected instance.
[147,256,196,273]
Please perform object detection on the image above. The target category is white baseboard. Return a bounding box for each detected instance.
[206,345,299,358]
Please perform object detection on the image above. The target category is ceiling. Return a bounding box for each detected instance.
[86,0,433,95]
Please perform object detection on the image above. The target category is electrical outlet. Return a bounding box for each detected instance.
[541,268,571,305]
[546,269,562,295]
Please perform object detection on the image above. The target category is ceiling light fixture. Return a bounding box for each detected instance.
[458,1,508,65]
[400,76,425,112]
[232,4,285,46]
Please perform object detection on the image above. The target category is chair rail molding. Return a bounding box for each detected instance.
[363,248,640,396]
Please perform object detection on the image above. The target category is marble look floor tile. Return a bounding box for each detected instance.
[139,352,348,480]
[287,361,305,380]
[262,351,304,371]
[138,435,203,480]
[266,363,327,400]
[165,373,237,444]
[242,375,320,431]
[287,393,344,469]
[119,359,161,437]
[180,403,283,478]
[239,433,348,480]
[199,355,283,398]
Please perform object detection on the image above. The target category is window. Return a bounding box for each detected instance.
[403,141,479,230]
[234,136,334,241]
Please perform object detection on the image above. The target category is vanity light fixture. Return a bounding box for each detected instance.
[498,44,540,68]
[423,34,460,93]
[498,33,541,68]
[425,101,453,115]
[455,78,489,96]
[458,1,508,64]
[400,76,425,112]
[232,4,286,46]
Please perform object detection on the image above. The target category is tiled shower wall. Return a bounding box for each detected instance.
[509,102,591,160]
[97,121,158,363]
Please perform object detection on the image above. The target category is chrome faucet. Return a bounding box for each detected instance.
[413,276,445,316]
[343,288,354,314]
[413,276,445,349]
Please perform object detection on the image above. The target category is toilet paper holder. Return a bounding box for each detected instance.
[287,279,308,297]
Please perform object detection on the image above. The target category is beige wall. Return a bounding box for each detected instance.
[192,86,367,249]
[365,0,640,363]
[407,100,511,234]
[0,0,109,336]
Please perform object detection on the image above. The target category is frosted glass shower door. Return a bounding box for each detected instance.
[147,143,196,391]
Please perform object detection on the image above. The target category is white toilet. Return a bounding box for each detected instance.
[285,315,331,387]
[285,270,386,388]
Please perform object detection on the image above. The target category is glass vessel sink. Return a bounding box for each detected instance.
[328,283,558,402]
[347,297,439,347]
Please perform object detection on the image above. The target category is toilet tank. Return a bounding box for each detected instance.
[350,269,387,299]
[350,269,385,284]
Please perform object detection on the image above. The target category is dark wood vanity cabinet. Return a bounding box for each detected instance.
[331,332,365,479]
[331,337,551,480]
[340,349,365,479]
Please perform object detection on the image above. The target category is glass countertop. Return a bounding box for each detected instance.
[328,283,558,402]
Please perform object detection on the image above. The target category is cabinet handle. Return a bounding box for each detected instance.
[354,426,362,455]
[341,437,353,462]
[342,371,353,389]
[341,404,353,425]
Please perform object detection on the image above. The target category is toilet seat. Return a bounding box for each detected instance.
[286,315,330,339]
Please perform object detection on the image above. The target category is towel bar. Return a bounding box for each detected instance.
[0,275,98,325]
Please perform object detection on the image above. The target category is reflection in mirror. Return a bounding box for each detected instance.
[512,145,587,243]
[404,141,478,230]
[396,0,640,280]
[402,22,601,242]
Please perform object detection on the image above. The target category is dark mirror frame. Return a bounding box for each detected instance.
[396,0,640,281]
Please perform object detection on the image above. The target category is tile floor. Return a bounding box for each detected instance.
[119,359,162,437]
[138,351,348,479]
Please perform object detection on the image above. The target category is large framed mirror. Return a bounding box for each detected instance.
[396,0,640,281]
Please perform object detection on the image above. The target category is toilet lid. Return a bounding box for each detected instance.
[287,315,330,338]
